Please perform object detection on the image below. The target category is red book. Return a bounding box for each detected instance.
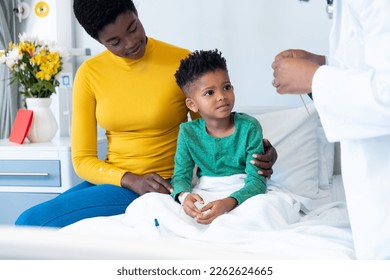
[9,109,33,144]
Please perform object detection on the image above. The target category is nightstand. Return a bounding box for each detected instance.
[0,137,107,224]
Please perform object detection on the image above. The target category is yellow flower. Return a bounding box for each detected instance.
[36,70,51,81]
[30,51,44,65]
[19,41,36,56]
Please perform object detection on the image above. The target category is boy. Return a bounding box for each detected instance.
[172,49,267,224]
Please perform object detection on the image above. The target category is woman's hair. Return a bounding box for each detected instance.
[175,49,228,91]
[73,0,137,40]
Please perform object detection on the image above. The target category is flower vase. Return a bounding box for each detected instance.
[26,98,58,143]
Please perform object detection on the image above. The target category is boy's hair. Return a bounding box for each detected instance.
[73,0,137,40]
[175,49,228,91]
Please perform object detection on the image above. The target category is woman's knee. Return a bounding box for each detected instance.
[15,203,47,226]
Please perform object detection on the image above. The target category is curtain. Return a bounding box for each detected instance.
[0,0,18,139]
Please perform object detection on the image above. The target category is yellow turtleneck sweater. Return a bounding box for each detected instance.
[71,37,195,186]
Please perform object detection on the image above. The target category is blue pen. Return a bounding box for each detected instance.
[154,218,162,236]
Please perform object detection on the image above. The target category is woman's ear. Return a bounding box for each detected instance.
[186,98,198,113]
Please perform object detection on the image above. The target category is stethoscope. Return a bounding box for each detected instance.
[326,0,334,19]
[299,0,334,112]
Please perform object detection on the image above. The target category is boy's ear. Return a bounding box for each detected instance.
[186,98,198,113]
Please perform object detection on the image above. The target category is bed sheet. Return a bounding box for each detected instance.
[56,175,354,260]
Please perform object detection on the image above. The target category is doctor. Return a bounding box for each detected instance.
[271,0,390,259]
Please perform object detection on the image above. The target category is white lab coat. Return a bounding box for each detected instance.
[312,0,390,259]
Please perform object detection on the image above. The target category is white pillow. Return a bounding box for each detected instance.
[254,104,322,198]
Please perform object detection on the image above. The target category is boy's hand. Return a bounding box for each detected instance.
[182,193,205,218]
[194,197,237,225]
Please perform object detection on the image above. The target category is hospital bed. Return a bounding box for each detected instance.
[0,104,354,259]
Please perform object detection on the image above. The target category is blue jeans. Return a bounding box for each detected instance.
[15,181,140,228]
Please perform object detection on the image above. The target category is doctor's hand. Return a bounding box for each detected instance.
[272,49,324,94]
[251,138,277,180]
[121,172,173,195]
[274,49,325,66]
[194,197,238,225]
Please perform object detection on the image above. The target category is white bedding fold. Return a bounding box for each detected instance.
[60,175,354,259]
[119,175,301,241]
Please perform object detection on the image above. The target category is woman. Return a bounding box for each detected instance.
[15,0,276,228]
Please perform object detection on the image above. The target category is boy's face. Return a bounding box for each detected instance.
[185,69,235,121]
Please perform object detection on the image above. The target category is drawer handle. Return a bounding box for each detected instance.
[0,172,49,177]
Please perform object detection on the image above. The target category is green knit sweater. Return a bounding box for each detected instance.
[171,112,267,205]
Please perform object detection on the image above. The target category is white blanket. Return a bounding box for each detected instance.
[60,175,355,259]
[120,175,302,239]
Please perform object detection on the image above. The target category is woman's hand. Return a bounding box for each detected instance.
[194,197,237,225]
[251,138,277,180]
[120,172,173,195]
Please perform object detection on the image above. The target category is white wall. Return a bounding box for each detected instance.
[16,0,332,110]
[75,0,332,108]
